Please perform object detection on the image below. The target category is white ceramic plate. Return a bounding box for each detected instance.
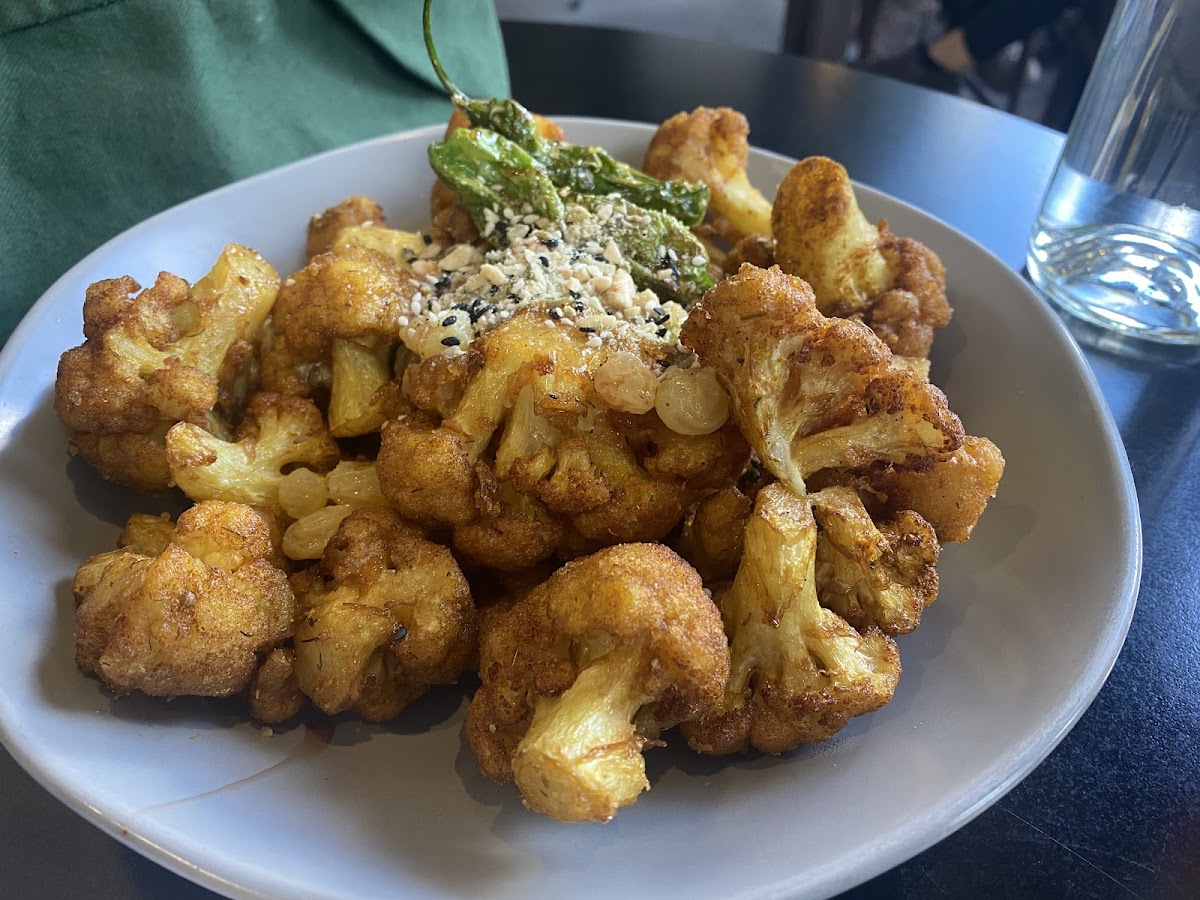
[0,119,1140,900]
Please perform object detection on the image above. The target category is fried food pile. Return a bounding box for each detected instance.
[55,103,1003,824]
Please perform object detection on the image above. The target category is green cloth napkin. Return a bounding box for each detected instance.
[0,0,509,347]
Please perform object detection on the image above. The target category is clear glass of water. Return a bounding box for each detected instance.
[1027,0,1200,345]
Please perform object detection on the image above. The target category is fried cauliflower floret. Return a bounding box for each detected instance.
[675,485,754,582]
[682,484,900,756]
[248,647,304,724]
[306,195,387,259]
[681,265,963,495]
[331,225,428,270]
[377,309,748,569]
[466,543,729,822]
[166,392,339,509]
[55,245,279,490]
[772,157,951,356]
[290,508,475,722]
[810,486,939,635]
[723,233,774,273]
[260,245,414,436]
[869,435,1005,542]
[73,501,294,698]
[643,106,772,244]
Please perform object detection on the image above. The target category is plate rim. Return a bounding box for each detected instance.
[0,116,1142,900]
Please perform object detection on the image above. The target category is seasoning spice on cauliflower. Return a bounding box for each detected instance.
[682,484,900,756]
[772,156,951,357]
[810,486,940,635]
[306,195,388,259]
[867,435,1006,543]
[166,392,340,509]
[377,308,747,570]
[55,245,280,490]
[248,647,305,724]
[290,508,476,722]
[681,264,963,496]
[73,501,294,698]
[260,245,414,437]
[466,543,729,823]
[674,484,755,583]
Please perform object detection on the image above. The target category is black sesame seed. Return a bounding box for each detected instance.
[543,238,560,248]
[592,253,607,262]
[569,290,581,300]
[653,306,666,317]
[656,327,668,337]
[435,275,451,292]
[489,284,500,295]
[539,256,550,268]
[549,308,562,320]
[441,336,461,347]
[578,326,597,334]
[441,315,458,326]
[574,301,585,312]
[422,233,433,245]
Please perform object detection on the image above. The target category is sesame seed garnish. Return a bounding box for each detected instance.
[441,336,461,347]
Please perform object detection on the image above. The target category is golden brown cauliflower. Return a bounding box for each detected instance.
[682,484,900,756]
[772,156,951,356]
[55,245,279,490]
[466,543,729,823]
[248,647,305,724]
[166,392,340,509]
[290,508,476,722]
[377,309,748,570]
[674,485,754,583]
[643,106,773,244]
[810,486,940,635]
[868,435,1006,543]
[681,264,963,496]
[260,245,415,437]
[306,195,387,259]
[73,501,294,698]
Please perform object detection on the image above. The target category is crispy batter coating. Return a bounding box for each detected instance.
[307,195,387,259]
[811,486,939,635]
[377,308,748,569]
[167,392,339,510]
[466,543,729,822]
[723,233,774,273]
[248,647,305,724]
[73,502,294,698]
[870,435,1005,542]
[681,265,963,495]
[643,106,772,244]
[260,245,415,436]
[117,512,175,556]
[55,245,279,490]
[772,157,951,356]
[674,485,754,582]
[291,508,476,722]
[681,484,900,755]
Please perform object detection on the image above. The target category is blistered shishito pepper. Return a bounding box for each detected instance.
[427,129,564,245]
[572,194,715,303]
[423,0,709,227]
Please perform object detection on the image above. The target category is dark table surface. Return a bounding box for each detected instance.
[5,20,1198,900]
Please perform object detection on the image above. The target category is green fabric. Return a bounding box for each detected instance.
[0,0,509,347]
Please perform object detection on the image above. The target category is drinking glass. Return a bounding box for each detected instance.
[1027,0,1200,345]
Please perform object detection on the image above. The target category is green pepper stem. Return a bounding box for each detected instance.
[423,0,469,105]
